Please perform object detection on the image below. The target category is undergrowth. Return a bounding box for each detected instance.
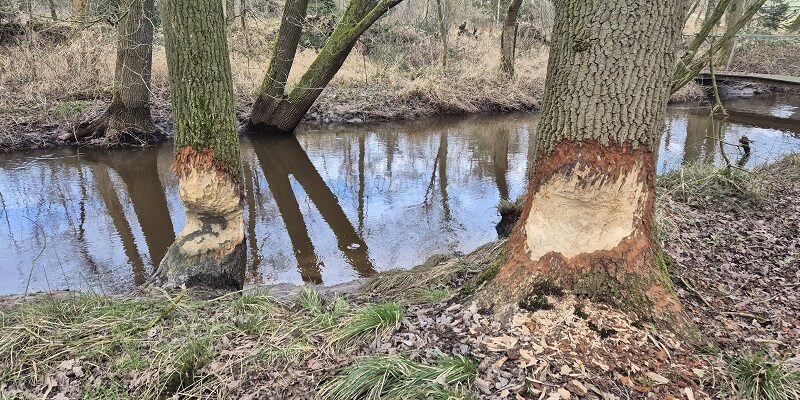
[657,163,766,205]
[319,354,476,400]
[0,288,406,398]
[731,354,800,400]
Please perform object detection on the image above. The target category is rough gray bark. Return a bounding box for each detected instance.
[154,0,245,292]
[500,0,523,77]
[479,0,697,335]
[62,0,159,145]
[247,0,405,134]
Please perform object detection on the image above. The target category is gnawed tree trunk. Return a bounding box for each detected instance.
[478,0,694,330]
[61,0,159,144]
[499,0,522,77]
[240,0,247,29]
[154,0,245,291]
[246,0,404,134]
[225,0,235,24]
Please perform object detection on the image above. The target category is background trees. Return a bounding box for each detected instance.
[60,0,159,145]
[153,0,246,290]
[246,0,406,133]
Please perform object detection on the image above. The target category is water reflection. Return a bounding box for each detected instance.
[1,95,799,295]
[251,134,374,283]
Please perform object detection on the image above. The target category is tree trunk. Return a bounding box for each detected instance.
[61,0,159,144]
[225,0,234,22]
[154,0,245,291]
[246,0,404,134]
[435,0,447,67]
[72,0,89,26]
[716,0,744,67]
[703,0,717,25]
[240,0,247,29]
[48,0,57,19]
[499,0,522,77]
[478,0,693,329]
[248,0,311,128]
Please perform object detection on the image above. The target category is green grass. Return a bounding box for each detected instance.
[732,354,800,400]
[330,302,404,348]
[319,354,476,400]
[0,290,407,398]
[50,100,94,119]
[496,196,524,216]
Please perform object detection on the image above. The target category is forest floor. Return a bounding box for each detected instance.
[1,154,798,399]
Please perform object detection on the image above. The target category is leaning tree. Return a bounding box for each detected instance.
[245,0,404,134]
[152,0,246,290]
[499,0,523,77]
[61,0,160,145]
[477,0,695,330]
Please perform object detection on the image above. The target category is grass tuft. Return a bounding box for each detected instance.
[319,354,476,400]
[657,163,765,205]
[732,354,800,400]
[496,196,524,216]
[330,302,404,348]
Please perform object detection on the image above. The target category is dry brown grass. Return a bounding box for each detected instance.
[729,39,800,76]
[1,19,709,151]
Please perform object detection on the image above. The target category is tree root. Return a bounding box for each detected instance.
[59,111,163,146]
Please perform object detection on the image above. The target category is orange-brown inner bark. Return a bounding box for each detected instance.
[487,140,682,319]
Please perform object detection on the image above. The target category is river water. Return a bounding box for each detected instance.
[1,94,799,295]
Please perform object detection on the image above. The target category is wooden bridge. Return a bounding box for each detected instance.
[695,72,800,89]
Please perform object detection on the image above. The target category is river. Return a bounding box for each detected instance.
[1,94,798,295]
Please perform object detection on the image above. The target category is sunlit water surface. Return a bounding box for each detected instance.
[1,94,799,295]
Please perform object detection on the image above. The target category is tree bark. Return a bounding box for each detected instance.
[72,0,89,26]
[240,0,247,29]
[716,0,744,67]
[435,0,448,67]
[48,0,56,19]
[499,0,522,77]
[478,0,693,330]
[248,0,311,128]
[154,0,245,291]
[61,0,159,144]
[246,0,404,134]
[703,0,717,25]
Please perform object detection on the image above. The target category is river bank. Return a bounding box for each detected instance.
[0,22,714,153]
[2,154,798,399]
[0,73,708,153]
